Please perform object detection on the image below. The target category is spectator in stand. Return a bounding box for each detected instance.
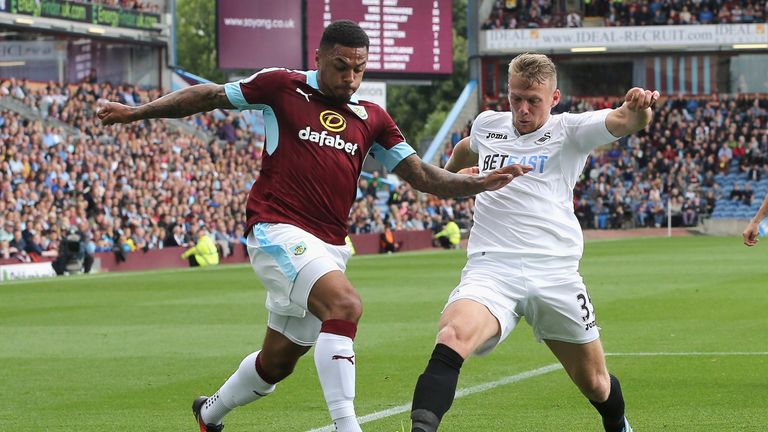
[593,198,610,229]
[217,116,237,144]
[743,183,754,206]
[681,198,698,227]
[8,230,28,262]
[24,232,45,261]
[699,6,714,23]
[635,200,650,227]
[566,10,582,27]
[575,197,594,229]
[730,183,745,202]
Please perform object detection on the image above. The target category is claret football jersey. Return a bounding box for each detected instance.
[467,109,618,258]
[224,69,414,245]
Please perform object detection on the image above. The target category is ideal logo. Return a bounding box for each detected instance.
[536,131,552,144]
[320,110,346,132]
[486,132,508,140]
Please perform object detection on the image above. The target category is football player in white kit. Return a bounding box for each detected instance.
[410,53,659,432]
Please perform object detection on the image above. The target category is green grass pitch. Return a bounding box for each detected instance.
[1,236,766,431]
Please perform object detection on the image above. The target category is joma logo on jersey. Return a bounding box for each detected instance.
[320,110,346,132]
[298,127,359,155]
[482,153,549,173]
[486,132,508,140]
[536,131,552,144]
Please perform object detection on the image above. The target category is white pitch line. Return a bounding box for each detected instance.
[305,363,563,432]
[607,352,768,356]
[304,351,768,432]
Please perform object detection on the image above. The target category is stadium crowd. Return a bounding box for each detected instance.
[1,77,766,263]
[482,0,766,29]
[598,0,766,26]
[0,78,466,263]
[482,0,585,29]
[465,92,768,230]
[0,78,258,263]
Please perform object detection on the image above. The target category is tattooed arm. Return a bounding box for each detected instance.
[393,154,530,198]
[97,84,234,125]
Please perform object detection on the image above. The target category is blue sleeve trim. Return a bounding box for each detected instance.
[224,81,248,109]
[370,142,416,171]
[223,83,278,155]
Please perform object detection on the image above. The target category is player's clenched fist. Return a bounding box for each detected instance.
[743,220,760,247]
[623,87,660,111]
[97,101,135,125]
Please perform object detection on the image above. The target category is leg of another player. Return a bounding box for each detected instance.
[200,329,310,427]
[410,299,500,432]
[545,339,629,432]
[306,270,364,432]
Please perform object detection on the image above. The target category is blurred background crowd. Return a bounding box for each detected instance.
[1,76,767,263]
[482,0,767,29]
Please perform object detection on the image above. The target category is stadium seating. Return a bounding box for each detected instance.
[1,77,766,263]
[482,0,766,29]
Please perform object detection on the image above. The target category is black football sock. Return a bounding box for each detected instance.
[410,343,464,432]
[589,374,626,432]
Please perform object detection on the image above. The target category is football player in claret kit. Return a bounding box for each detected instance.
[98,20,530,432]
[409,53,660,432]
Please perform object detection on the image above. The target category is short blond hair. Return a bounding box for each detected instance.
[508,53,557,89]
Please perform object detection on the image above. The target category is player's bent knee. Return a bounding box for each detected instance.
[435,325,471,357]
[260,354,300,382]
[578,373,611,402]
[322,293,363,322]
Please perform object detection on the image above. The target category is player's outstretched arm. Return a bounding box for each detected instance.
[605,87,660,137]
[393,154,531,198]
[444,137,478,173]
[743,192,768,247]
[97,84,235,125]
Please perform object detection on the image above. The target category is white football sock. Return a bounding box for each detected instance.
[334,415,363,432]
[314,332,361,432]
[201,351,276,425]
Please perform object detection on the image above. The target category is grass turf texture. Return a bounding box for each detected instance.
[1,236,766,431]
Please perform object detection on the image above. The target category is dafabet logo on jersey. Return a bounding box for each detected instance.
[320,110,346,132]
[298,110,359,155]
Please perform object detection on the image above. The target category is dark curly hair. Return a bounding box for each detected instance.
[319,20,370,51]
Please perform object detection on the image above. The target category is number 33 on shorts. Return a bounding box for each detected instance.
[577,292,597,331]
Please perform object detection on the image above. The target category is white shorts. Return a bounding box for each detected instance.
[246,223,352,346]
[446,252,600,355]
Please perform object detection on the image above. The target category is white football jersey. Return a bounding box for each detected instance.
[467,109,618,258]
